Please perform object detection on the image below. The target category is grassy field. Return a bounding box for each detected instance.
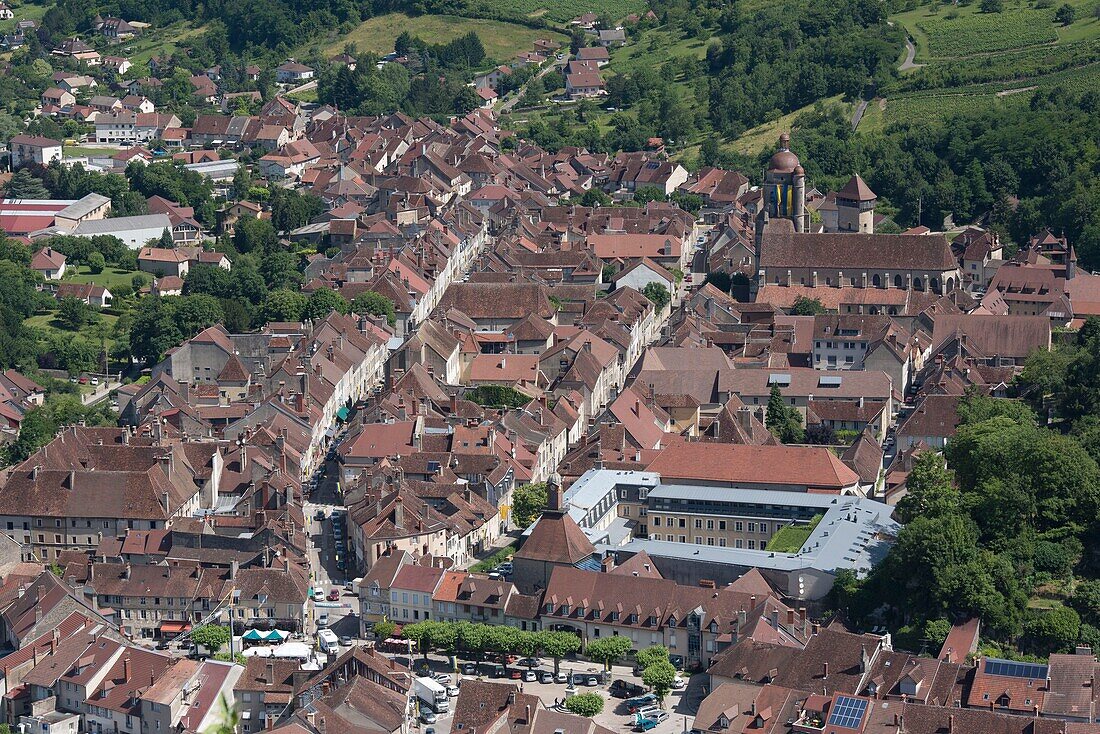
[731,95,848,155]
[468,0,646,24]
[327,13,567,64]
[66,265,141,293]
[766,515,824,553]
[0,0,49,32]
[25,310,119,334]
[125,22,208,65]
[63,146,120,158]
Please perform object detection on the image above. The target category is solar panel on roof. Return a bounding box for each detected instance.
[818,375,843,387]
[768,373,791,386]
[983,658,1049,679]
[826,696,868,729]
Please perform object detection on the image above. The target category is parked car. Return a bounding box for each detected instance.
[510,669,523,679]
[554,671,569,684]
[312,587,326,600]
[340,635,352,646]
[671,676,686,690]
[420,709,437,725]
[317,613,329,628]
[327,588,341,601]
[634,716,658,732]
[636,706,662,720]
[461,662,477,675]
[314,510,325,521]
[447,685,460,697]
[611,680,646,699]
[498,562,513,574]
[523,670,537,682]
[540,671,554,684]
[626,694,658,712]
[519,657,540,668]
[586,675,599,686]
[433,674,452,685]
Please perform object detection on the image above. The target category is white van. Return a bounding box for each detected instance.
[317,628,340,654]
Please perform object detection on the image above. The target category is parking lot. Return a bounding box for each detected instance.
[396,652,705,734]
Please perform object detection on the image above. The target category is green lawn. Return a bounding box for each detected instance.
[66,265,140,293]
[63,146,119,158]
[0,0,49,33]
[25,310,119,334]
[326,13,567,65]
[765,515,823,553]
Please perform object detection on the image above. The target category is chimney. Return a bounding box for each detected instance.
[230,560,239,580]
[123,656,132,682]
[786,609,795,626]
[822,662,828,679]
[266,662,275,684]
[602,556,614,573]
[547,473,563,511]
[948,714,954,732]
[394,496,405,527]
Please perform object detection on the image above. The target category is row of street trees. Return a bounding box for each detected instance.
[396,621,677,702]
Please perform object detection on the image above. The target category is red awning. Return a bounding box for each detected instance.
[160,621,192,633]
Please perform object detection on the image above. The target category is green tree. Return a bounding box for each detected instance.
[303,287,350,322]
[642,661,677,703]
[1024,606,1080,653]
[373,619,397,639]
[131,273,149,291]
[351,291,397,327]
[633,186,667,206]
[454,621,489,656]
[641,282,671,310]
[1071,580,1100,625]
[581,188,612,207]
[512,482,548,528]
[262,289,307,323]
[6,169,50,198]
[635,645,669,670]
[87,251,106,274]
[564,692,604,717]
[1055,3,1076,23]
[586,635,632,671]
[57,296,94,330]
[791,296,827,315]
[402,621,436,659]
[539,630,582,674]
[191,624,230,654]
[234,216,278,253]
[923,619,952,649]
[765,385,804,443]
[895,453,958,523]
[980,0,1003,11]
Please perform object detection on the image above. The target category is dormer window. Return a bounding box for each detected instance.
[628,613,638,624]
[545,603,554,614]
[611,611,620,622]
[668,615,676,627]
[561,604,570,615]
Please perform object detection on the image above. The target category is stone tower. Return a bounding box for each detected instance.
[836,174,877,234]
[764,133,807,233]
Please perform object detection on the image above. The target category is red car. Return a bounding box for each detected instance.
[327,589,340,601]
[509,669,522,679]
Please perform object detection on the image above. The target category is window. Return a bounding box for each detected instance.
[707,537,715,546]
[666,534,674,542]
[719,538,727,547]
[735,521,743,531]
[694,519,702,529]
[706,519,714,530]
[747,522,756,533]
[694,537,703,544]
[748,540,756,549]
[760,523,768,534]
[678,518,686,528]
[652,517,661,527]
[735,539,743,548]
[719,521,726,530]
[679,535,686,543]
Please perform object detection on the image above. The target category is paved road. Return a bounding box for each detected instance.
[851,99,869,130]
[398,652,702,734]
[499,56,567,113]
[899,37,923,71]
[83,380,121,406]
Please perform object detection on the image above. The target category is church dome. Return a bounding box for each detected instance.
[768,133,799,173]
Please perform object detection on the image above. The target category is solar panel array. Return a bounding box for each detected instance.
[983,658,1049,679]
[826,696,868,729]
